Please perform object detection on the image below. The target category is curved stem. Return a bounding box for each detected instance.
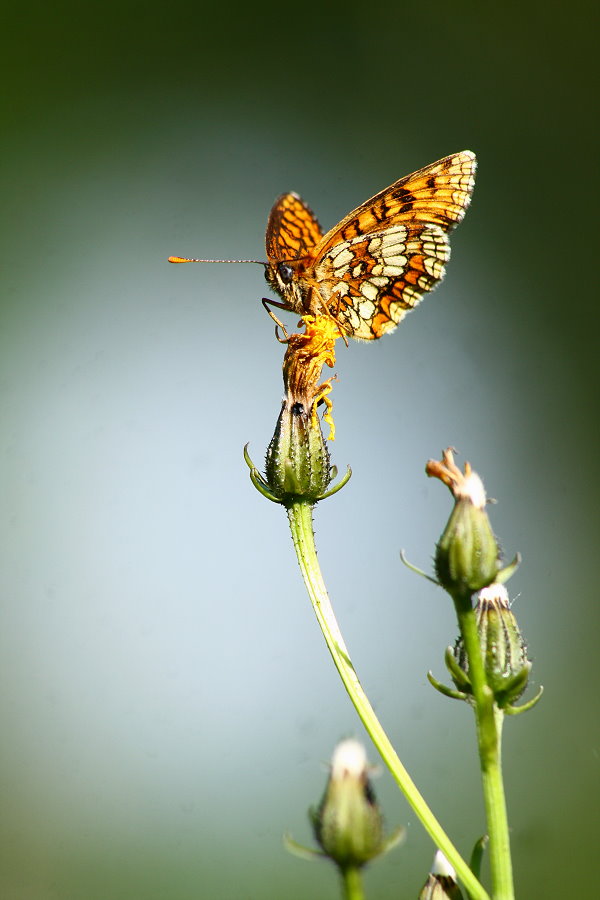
[287,500,490,900]
[454,597,514,900]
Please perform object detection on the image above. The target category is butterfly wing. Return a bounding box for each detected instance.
[316,151,476,253]
[315,222,450,339]
[312,150,476,339]
[265,192,324,262]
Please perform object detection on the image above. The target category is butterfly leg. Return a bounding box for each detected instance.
[262,297,290,342]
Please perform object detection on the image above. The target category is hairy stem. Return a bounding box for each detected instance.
[341,866,364,900]
[287,500,490,900]
[454,596,514,900]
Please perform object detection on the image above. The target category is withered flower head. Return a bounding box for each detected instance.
[282,314,341,441]
[426,448,486,509]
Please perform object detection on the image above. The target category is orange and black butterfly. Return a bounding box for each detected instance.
[169,150,476,340]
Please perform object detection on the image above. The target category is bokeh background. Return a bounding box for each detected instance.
[1,2,597,897]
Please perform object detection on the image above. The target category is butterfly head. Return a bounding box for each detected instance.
[264,257,309,316]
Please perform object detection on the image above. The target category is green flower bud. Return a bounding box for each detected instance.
[435,491,500,595]
[427,450,501,595]
[453,583,530,706]
[264,397,332,503]
[310,740,385,870]
[418,851,464,900]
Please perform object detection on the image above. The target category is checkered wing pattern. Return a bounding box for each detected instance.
[266,192,323,262]
[264,151,476,340]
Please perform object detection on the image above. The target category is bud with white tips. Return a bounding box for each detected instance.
[418,850,465,899]
[309,739,405,871]
[310,739,384,869]
[453,583,531,706]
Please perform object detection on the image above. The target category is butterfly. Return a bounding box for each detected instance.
[169,150,476,341]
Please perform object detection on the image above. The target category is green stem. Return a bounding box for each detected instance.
[454,596,514,900]
[287,500,490,900]
[341,866,364,900]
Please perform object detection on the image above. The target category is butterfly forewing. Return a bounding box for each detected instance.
[315,151,476,256]
[265,192,324,261]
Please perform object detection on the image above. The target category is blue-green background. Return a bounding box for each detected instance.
[1,2,597,897]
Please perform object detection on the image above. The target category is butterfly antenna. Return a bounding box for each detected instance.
[168,256,266,265]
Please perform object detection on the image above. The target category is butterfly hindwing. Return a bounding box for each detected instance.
[315,151,476,256]
[317,223,451,339]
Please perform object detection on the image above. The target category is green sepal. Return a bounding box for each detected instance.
[504,684,544,715]
[428,667,469,702]
[444,645,473,694]
[283,833,328,862]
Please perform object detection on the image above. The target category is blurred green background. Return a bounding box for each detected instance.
[1,2,597,897]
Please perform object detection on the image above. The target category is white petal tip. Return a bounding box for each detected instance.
[431,850,456,879]
[331,739,368,779]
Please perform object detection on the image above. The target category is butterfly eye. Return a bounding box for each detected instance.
[291,401,305,415]
[277,263,294,284]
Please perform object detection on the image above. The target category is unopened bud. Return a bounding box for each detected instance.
[310,740,385,870]
[264,397,332,503]
[418,851,464,899]
[453,583,530,705]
